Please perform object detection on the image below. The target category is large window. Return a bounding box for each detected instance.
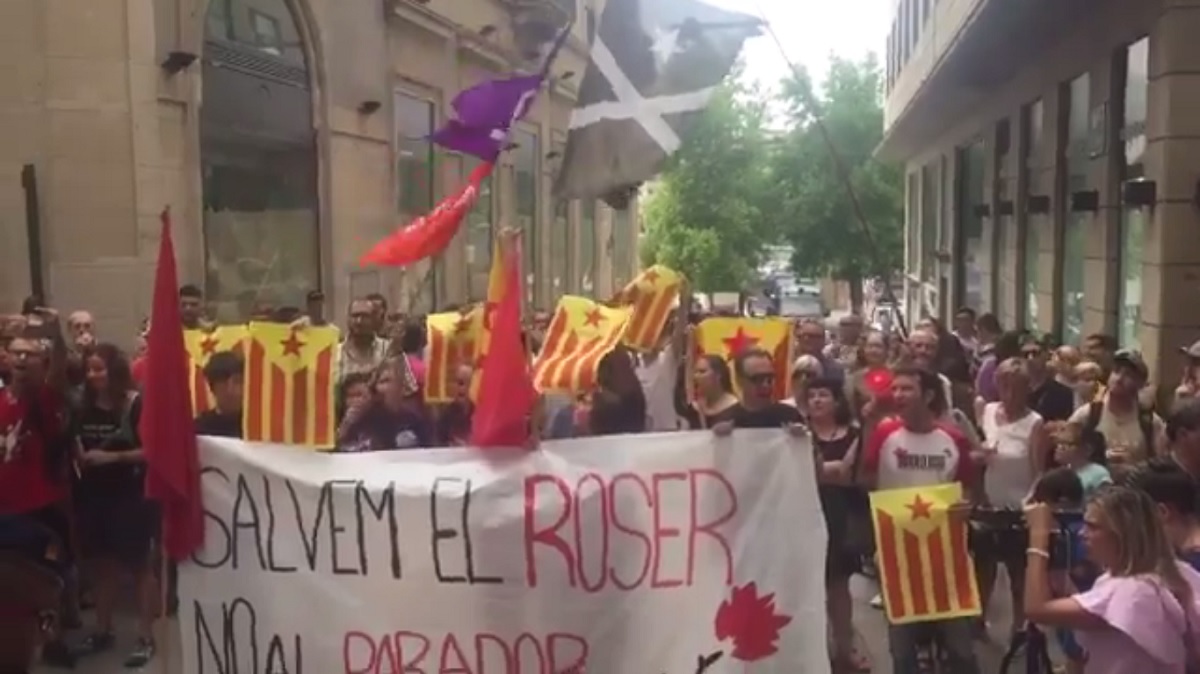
[920,163,938,282]
[579,202,596,296]
[1118,38,1149,350]
[611,206,634,291]
[514,129,539,307]
[395,91,437,310]
[466,157,493,301]
[1023,99,1044,331]
[906,172,919,275]
[995,120,1014,326]
[958,140,988,313]
[201,0,317,321]
[1061,74,1090,345]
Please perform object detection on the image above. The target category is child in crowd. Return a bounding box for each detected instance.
[1053,423,1112,498]
[193,351,244,439]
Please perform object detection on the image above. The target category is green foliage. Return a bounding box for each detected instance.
[641,55,904,294]
[640,78,776,293]
[768,55,903,282]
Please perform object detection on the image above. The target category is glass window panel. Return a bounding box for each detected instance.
[906,172,919,274]
[961,140,988,312]
[212,0,305,66]
[579,202,596,296]
[514,129,539,306]
[1118,40,1148,350]
[466,157,494,301]
[920,163,937,282]
[202,145,319,322]
[1061,75,1089,344]
[394,92,437,310]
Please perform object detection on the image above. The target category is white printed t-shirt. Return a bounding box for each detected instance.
[862,417,974,490]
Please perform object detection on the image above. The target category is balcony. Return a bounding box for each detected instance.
[878,0,1098,160]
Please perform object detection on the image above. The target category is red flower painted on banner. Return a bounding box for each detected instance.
[713,582,793,661]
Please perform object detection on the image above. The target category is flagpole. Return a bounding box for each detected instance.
[748,4,909,336]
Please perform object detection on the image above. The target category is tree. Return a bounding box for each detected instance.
[640,76,774,293]
[767,55,903,311]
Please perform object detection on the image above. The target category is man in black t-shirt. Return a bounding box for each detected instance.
[722,347,803,430]
[1020,333,1075,423]
[193,351,243,439]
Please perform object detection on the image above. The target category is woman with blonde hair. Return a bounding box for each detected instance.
[973,356,1048,640]
[783,355,824,418]
[1024,485,1200,672]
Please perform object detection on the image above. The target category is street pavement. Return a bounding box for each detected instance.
[40,570,1034,674]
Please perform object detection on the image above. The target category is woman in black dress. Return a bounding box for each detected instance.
[806,377,870,673]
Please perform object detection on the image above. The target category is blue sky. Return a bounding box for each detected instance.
[707,0,891,92]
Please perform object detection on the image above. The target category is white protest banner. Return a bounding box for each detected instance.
[179,430,829,674]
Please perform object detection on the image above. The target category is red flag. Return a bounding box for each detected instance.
[360,161,494,267]
[142,207,204,561]
[470,241,535,448]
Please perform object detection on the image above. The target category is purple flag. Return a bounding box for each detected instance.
[431,23,573,161]
[430,75,544,160]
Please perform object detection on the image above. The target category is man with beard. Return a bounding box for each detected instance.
[1069,349,1166,478]
[337,298,392,383]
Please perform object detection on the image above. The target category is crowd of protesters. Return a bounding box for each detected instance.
[5,285,1200,673]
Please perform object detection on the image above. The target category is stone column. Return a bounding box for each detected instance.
[1141,0,1200,394]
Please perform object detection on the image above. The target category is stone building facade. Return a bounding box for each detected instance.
[0,0,639,339]
[882,0,1200,389]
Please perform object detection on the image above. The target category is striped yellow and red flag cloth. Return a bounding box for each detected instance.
[870,483,981,625]
[183,326,247,415]
[692,317,793,400]
[468,239,508,398]
[610,265,682,351]
[531,296,631,393]
[243,322,339,448]
[425,308,483,403]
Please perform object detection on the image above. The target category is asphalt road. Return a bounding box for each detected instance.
[40,571,1031,674]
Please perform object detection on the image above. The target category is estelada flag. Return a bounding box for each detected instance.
[425,308,483,403]
[610,265,682,352]
[692,317,793,400]
[243,322,339,448]
[469,239,507,399]
[870,483,981,625]
[183,326,247,415]
[532,296,631,393]
[360,161,494,267]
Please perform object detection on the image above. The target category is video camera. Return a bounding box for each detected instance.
[968,506,1083,571]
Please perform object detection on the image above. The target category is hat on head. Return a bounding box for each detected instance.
[1113,348,1148,380]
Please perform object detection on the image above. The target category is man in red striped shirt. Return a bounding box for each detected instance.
[861,366,980,674]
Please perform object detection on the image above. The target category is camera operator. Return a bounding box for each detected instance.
[1023,486,1200,672]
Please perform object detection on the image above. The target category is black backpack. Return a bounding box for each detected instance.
[1081,401,1154,465]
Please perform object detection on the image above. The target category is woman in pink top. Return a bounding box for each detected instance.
[1023,486,1200,672]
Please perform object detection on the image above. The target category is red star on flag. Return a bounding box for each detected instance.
[199,336,219,356]
[280,331,305,357]
[722,327,759,357]
[584,308,605,327]
[906,494,934,520]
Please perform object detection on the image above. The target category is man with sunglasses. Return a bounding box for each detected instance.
[1017,332,1075,425]
[712,348,803,431]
